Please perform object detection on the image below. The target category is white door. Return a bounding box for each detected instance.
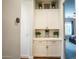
[2,0,21,59]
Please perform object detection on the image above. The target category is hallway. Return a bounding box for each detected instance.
[65,40,76,59]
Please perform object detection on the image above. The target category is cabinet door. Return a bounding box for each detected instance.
[47,41,61,57]
[33,41,47,56]
[47,10,59,29]
[34,10,48,29]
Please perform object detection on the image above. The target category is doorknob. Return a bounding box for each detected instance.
[16,17,20,23]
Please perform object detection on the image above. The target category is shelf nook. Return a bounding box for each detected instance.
[35,29,59,38]
[35,0,59,9]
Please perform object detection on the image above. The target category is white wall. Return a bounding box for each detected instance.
[21,0,33,58]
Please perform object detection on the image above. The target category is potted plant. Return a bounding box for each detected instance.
[53,31,59,38]
[45,29,49,37]
[51,1,56,8]
[38,2,42,9]
[35,31,41,38]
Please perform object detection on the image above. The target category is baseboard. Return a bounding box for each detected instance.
[21,55,33,59]
[21,56,28,59]
[2,56,12,59]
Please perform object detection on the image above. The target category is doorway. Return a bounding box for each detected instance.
[64,0,76,59]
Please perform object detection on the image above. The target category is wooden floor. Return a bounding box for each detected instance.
[21,58,28,59]
[34,57,61,59]
[21,57,61,59]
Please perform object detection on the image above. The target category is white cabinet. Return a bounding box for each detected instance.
[47,41,61,57]
[34,10,47,29]
[47,10,60,29]
[33,40,61,57]
[33,0,65,59]
[33,41,47,56]
[34,9,60,29]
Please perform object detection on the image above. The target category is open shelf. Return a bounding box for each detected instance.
[34,29,59,38]
[35,0,59,9]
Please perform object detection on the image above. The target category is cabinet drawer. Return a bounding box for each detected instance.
[47,40,61,45]
[33,40,47,46]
